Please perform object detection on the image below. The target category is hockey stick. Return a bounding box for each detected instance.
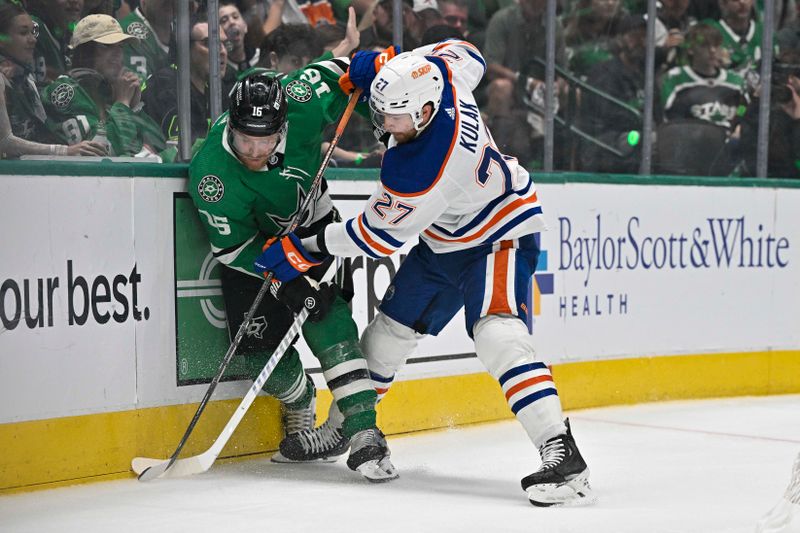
[132,308,309,479]
[134,89,362,482]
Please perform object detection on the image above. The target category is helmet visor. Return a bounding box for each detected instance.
[369,98,415,136]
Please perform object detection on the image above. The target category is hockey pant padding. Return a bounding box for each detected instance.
[361,312,425,401]
[222,264,314,409]
[304,296,378,438]
[473,314,566,447]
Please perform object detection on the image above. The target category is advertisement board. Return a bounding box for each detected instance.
[2,172,798,425]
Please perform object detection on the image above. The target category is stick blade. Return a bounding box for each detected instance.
[131,457,165,476]
[135,459,172,482]
[132,453,214,481]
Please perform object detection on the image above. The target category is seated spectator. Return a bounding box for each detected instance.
[119,0,178,81]
[482,75,538,167]
[413,0,445,37]
[579,13,646,173]
[484,0,566,86]
[258,24,324,74]
[777,1,800,52]
[655,0,693,70]
[143,13,234,154]
[421,23,464,45]
[483,0,566,163]
[360,0,420,50]
[0,3,105,158]
[25,0,84,85]
[661,23,747,131]
[563,0,625,78]
[738,51,800,178]
[220,0,261,77]
[42,14,166,157]
[703,0,765,76]
[438,0,482,47]
[82,0,134,18]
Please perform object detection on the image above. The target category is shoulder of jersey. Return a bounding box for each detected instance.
[44,76,80,112]
[380,57,459,196]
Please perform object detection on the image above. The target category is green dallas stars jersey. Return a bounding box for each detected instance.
[188,57,360,277]
[30,16,69,86]
[41,74,166,156]
[703,18,766,75]
[119,8,170,81]
[661,65,748,129]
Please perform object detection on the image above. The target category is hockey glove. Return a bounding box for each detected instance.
[338,45,400,98]
[254,233,324,282]
[269,276,334,322]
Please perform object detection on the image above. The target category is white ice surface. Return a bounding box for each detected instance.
[1,394,799,533]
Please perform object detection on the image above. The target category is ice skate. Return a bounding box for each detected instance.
[272,417,350,463]
[272,398,349,463]
[346,428,398,482]
[521,419,596,507]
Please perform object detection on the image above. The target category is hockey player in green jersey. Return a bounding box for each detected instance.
[188,65,398,481]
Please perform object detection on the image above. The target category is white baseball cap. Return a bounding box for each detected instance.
[413,0,440,13]
[70,14,135,49]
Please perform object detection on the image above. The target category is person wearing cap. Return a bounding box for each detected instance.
[579,13,647,173]
[413,0,444,36]
[118,0,179,81]
[41,13,166,158]
[0,2,106,158]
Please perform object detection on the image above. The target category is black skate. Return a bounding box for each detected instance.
[521,419,596,507]
[346,428,398,482]
[272,417,350,463]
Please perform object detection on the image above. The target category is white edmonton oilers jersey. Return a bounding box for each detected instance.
[324,40,547,258]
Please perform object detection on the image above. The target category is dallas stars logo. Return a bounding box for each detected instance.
[265,182,317,235]
[198,175,224,203]
[286,80,313,103]
[245,315,268,339]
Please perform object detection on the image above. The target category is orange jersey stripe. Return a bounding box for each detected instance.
[433,39,482,56]
[357,214,394,256]
[504,375,554,401]
[424,192,539,243]
[487,249,512,315]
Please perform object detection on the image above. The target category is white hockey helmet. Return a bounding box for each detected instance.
[369,52,444,135]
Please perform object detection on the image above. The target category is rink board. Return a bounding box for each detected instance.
[0,164,799,492]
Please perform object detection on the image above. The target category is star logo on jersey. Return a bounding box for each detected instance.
[198,175,225,203]
[50,83,75,111]
[265,183,315,235]
[286,80,313,103]
[126,21,149,40]
[245,315,268,339]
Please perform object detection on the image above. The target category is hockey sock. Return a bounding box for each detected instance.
[318,339,377,438]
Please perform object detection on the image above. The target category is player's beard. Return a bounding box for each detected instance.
[239,155,269,170]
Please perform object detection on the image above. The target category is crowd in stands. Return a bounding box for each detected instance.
[0,0,798,177]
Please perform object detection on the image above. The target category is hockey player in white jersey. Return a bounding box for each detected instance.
[255,40,596,506]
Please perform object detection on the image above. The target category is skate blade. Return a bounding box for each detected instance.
[270,452,342,464]
[526,469,597,507]
[356,457,399,483]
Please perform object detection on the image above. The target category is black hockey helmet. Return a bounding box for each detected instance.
[228,73,287,136]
